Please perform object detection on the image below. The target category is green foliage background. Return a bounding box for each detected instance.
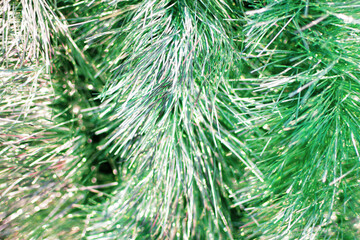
[1,0,360,239]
